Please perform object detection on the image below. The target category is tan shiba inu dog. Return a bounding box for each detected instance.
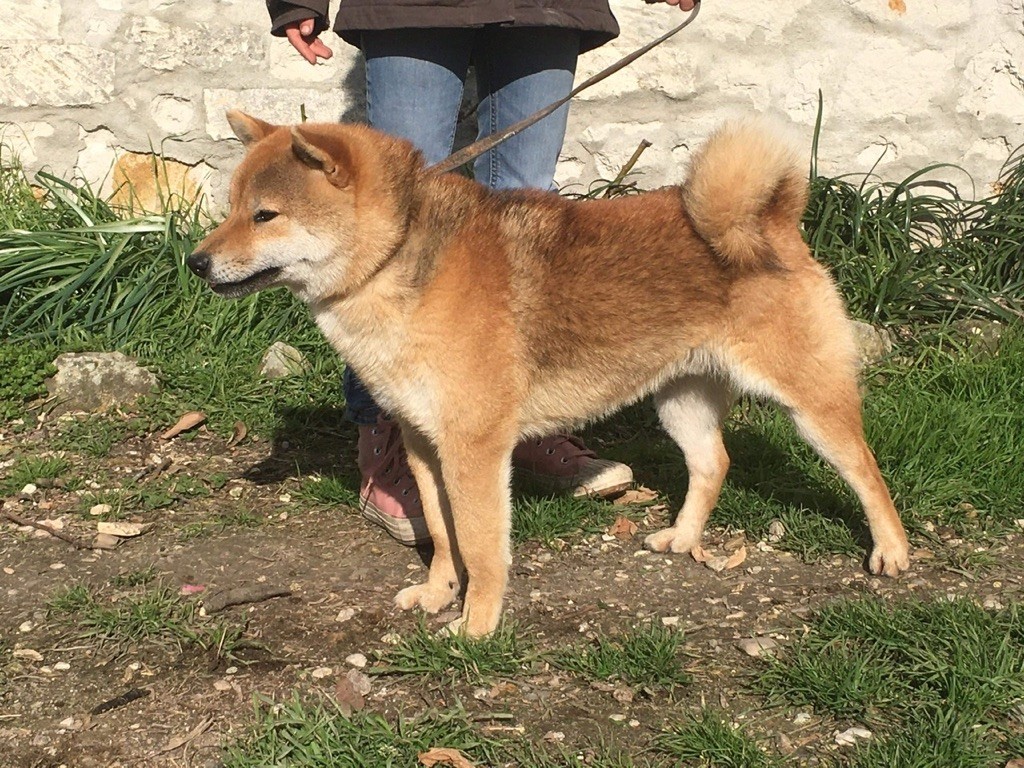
[189,111,910,637]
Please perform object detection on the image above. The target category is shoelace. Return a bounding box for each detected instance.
[366,421,420,501]
[530,434,598,464]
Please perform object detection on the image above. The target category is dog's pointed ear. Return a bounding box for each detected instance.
[290,126,352,188]
[226,110,277,146]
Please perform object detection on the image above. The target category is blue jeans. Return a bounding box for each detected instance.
[343,27,580,425]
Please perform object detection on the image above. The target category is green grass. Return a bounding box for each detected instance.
[373,619,535,684]
[553,622,690,690]
[803,94,1024,330]
[512,494,631,547]
[224,695,505,768]
[49,414,149,458]
[0,454,69,496]
[47,581,244,657]
[655,709,780,768]
[758,597,1024,766]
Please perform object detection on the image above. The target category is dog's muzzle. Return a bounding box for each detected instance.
[187,251,211,279]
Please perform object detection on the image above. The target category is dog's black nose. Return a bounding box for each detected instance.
[187,251,211,278]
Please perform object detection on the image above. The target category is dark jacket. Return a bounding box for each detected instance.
[267,0,619,54]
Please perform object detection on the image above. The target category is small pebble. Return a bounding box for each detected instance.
[609,714,627,722]
[336,608,357,623]
[21,484,37,495]
[214,680,232,691]
[53,662,70,671]
[311,666,333,679]
[345,653,367,669]
[89,504,112,516]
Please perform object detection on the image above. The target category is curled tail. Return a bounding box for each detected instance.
[683,119,809,270]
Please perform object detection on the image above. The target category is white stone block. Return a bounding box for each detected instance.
[130,16,264,71]
[0,0,61,41]
[0,122,55,166]
[204,88,356,140]
[76,128,119,187]
[0,44,115,107]
[151,95,197,135]
[268,36,346,83]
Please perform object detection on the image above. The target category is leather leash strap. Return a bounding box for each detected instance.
[428,0,702,175]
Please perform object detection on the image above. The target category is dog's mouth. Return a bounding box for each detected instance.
[209,267,283,298]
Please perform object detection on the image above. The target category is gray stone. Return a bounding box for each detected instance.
[955,318,1004,354]
[0,44,114,107]
[259,342,311,380]
[849,320,893,367]
[46,352,159,415]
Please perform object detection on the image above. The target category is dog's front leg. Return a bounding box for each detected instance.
[394,425,463,614]
[438,431,515,638]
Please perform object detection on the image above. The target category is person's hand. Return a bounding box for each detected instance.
[284,18,333,65]
[662,0,697,10]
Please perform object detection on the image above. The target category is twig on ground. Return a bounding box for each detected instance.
[2,509,92,549]
[202,585,291,614]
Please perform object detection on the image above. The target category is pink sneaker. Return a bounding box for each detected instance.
[512,435,633,498]
[357,417,430,546]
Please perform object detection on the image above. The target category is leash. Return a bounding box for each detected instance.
[428,0,702,175]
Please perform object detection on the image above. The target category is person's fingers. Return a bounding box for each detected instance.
[285,26,317,64]
[309,38,334,60]
[299,19,314,36]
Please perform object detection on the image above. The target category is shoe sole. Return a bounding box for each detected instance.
[516,470,634,499]
[359,498,431,547]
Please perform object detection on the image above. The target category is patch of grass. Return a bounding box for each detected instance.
[78,473,210,518]
[758,597,1024,765]
[47,581,244,657]
[224,695,504,768]
[110,566,158,588]
[374,619,534,684]
[50,414,148,458]
[178,508,266,539]
[298,472,360,508]
[512,494,624,547]
[805,94,1024,330]
[655,709,780,768]
[0,454,69,496]
[0,342,55,422]
[553,622,690,690]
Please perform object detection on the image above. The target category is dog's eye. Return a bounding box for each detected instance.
[253,209,279,224]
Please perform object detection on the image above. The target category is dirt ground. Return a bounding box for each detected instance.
[1,419,1020,767]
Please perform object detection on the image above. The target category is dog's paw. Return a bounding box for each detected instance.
[644,527,700,556]
[442,612,498,639]
[869,540,911,577]
[394,582,458,614]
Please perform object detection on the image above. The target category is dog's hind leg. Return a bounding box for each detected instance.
[394,425,463,614]
[645,375,735,557]
[731,340,910,577]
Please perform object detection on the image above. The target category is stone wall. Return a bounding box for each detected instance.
[1,0,1022,211]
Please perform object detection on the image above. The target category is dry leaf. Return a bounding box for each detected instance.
[888,0,906,14]
[160,411,206,440]
[149,715,214,757]
[227,421,248,447]
[92,533,121,550]
[612,486,659,506]
[418,747,478,768]
[607,516,638,540]
[96,522,151,538]
[13,648,44,662]
[725,545,747,569]
[334,676,365,717]
[691,546,712,563]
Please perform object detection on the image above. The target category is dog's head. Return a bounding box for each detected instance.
[189,111,417,303]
